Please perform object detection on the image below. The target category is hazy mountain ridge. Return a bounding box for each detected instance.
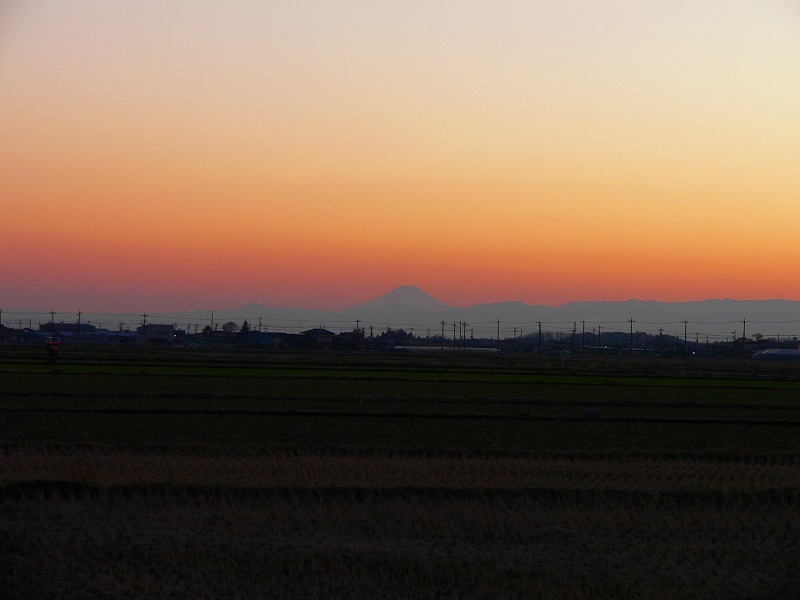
[350,286,450,312]
[168,287,800,337]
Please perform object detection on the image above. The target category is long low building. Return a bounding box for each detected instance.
[752,349,800,360]
[136,324,176,344]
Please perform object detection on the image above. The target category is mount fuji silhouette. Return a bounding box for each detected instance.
[350,286,450,313]
[170,286,800,337]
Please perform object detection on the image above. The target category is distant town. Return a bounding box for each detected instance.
[5,288,800,359]
[2,316,799,360]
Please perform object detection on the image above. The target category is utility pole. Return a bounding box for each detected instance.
[441,320,445,351]
[538,320,542,352]
[742,319,747,354]
[629,318,634,351]
[77,311,82,343]
[581,319,585,353]
[453,322,457,351]
[142,313,148,326]
[497,320,500,351]
[683,320,688,355]
[597,326,602,346]
[258,316,263,332]
[356,319,360,333]
[659,328,663,353]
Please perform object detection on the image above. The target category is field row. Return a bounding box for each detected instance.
[6,363,800,389]
[3,411,800,452]
[3,477,797,599]
[4,375,800,410]
[6,406,800,430]
[3,354,799,453]
[3,447,800,493]
[5,346,800,378]
[6,388,800,410]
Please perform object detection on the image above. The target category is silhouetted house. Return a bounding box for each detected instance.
[278,333,312,349]
[39,322,97,334]
[185,330,231,347]
[334,331,366,350]
[136,323,175,345]
[105,330,136,345]
[301,328,335,347]
[241,331,284,348]
[74,329,135,346]
[0,325,14,343]
[17,330,47,345]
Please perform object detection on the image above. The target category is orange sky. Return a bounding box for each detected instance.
[2,1,800,312]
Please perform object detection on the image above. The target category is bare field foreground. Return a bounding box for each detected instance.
[2,349,800,598]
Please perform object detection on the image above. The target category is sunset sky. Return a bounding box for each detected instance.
[2,1,799,312]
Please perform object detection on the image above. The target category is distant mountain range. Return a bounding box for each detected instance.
[168,286,800,340]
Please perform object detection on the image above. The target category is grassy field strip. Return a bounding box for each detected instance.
[4,413,800,450]
[4,389,800,410]
[6,364,800,391]
[3,443,798,461]
[3,482,799,506]
[3,448,799,493]
[5,405,800,427]
[6,386,800,407]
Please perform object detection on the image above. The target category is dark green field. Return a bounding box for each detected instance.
[2,347,800,598]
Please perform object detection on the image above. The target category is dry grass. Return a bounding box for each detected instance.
[2,446,800,493]
[2,447,799,599]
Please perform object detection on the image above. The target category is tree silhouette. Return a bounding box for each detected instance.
[238,320,251,341]
[222,321,238,335]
